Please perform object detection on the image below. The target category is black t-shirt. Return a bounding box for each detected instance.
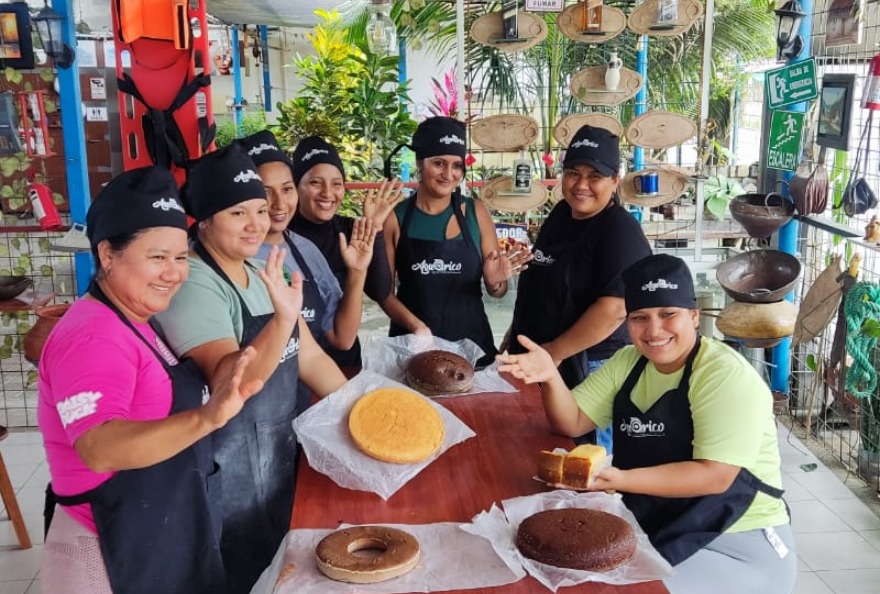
[513,200,651,360]
[291,215,393,302]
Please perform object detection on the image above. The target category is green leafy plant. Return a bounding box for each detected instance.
[703,175,745,220]
[214,109,268,148]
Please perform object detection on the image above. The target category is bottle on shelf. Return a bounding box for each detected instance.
[513,150,532,194]
[605,51,622,91]
[582,0,603,32]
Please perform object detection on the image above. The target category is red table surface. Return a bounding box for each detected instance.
[291,379,669,594]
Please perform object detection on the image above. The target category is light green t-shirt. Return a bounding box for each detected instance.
[572,338,788,533]
[154,257,275,356]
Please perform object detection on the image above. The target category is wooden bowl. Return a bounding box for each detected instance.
[0,276,31,301]
[716,249,801,304]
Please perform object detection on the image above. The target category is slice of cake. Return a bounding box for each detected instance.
[536,444,607,489]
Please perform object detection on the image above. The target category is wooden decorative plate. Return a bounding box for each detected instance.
[553,113,624,147]
[471,114,540,151]
[570,66,643,106]
[556,4,627,44]
[479,176,549,213]
[628,0,704,37]
[550,182,564,204]
[625,111,698,149]
[470,12,548,53]
[618,167,691,207]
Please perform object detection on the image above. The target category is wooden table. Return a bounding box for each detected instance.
[291,382,669,594]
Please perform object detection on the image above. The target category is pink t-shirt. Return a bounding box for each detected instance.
[38,299,178,533]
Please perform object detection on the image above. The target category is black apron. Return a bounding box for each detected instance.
[509,220,591,388]
[390,193,496,368]
[45,282,224,594]
[193,241,301,594]
[282,231,331,409]
[613,337,786,566]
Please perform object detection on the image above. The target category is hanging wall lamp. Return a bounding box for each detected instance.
[366,0,397,55]
[774,0,806,62]
[33,0,75,69]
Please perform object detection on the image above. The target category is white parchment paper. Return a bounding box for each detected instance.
[462,491,674,592]
[292,370,476,500]
[361,334,517,396]
[250,523,523,594]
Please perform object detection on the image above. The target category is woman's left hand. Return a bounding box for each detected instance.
[483,246,533,286]
[589,466,626,492]
[339,217,376,272]
[363,180,405,227]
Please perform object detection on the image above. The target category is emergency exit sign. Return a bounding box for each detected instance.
[766,110,805,172]
[766,58,818,109]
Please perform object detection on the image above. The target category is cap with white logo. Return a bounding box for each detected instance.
[184,143,267,222]
[562,124,619,177]
[622,254,697,313]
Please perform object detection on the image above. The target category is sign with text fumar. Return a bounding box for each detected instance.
[766,58,819,109]
[767,110,805,172]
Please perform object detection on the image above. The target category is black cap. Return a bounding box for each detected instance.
[412,116,467,161]
[562,124,619,177]
[291,136,345,185]
[87,166,187,248]
[184,143,266,222]
[622,254,697,313]
[238,130,290,169]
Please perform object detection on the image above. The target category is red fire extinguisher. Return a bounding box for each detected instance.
[862,54,880,110]
[28,180,63,231]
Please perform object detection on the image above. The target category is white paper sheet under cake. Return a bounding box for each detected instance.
[361,334,517,396]
[463,491,674,592]
[250,523,524,594]
[292,370,476,500]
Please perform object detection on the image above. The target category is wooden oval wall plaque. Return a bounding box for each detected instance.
[550,182,564,204]
[557,4,627,44]
[479,176,549,213]
[625,111,697,149]
[618,166,691,208]
[628,0,704,37]
[470,12,548,53]
[570,66,643,106]
[553,113,624,147]
[471,114,540,151]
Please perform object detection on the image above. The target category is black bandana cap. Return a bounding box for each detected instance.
[562,124,620,177]
[622,254,697,313]
[184,143,267,222]
[291,136,345,185]
[238,130,290,169]
[87,166,187,249]
[411,116,467,161]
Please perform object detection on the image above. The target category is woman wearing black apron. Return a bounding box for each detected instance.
[39,167,263,594]
[155,144,347,593]
[499,254,796,594]
[382,117,532,368]
[507,125,651,447]
[290,136,403,368]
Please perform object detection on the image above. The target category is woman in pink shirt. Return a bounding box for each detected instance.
[38,167,274,594]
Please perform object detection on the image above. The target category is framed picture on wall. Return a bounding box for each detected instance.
[816,74,855,151]
[826,0,862,48]
[0,3,34,70]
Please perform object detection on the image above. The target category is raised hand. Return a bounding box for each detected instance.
[339,217,377,272]
[483,245,533,287]
[363,180,405,227]
[203,346,265,428]
[496,335,557,384]
[257,244,303,324]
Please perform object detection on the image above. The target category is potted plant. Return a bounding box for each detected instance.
[703,175,746,220]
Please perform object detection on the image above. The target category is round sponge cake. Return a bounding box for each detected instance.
[349,388,445,463]
[516,508,637,571]
[406,350,475,395]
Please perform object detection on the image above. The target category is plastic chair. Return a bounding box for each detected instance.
[0,425,32,549]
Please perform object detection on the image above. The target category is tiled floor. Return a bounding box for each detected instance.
[2,424,879,593]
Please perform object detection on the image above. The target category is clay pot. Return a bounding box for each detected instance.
[716,300,799,348]
[23,303,71,363]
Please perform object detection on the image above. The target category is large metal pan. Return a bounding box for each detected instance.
[716,249,801,304]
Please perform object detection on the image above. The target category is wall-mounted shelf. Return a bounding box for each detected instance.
[556,4,627,44]
[628,0,704,37]
[470,12,548,53]
[570,66,643,106]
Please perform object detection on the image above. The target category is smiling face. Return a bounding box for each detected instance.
[98,227,189,322]
[626,307,700,373]
[257,161,298,236]
[417,155,464,199]
[297,163,345,223]
[561,164,619,220]
[200,198,270,261]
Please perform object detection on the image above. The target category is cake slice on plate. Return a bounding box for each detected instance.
[537,444,607,489]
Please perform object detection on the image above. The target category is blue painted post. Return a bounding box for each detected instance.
[630,35,649,224]
[232,27,243,135]
[398,36,407,92]
[770,0,812,395]
[259,25,271,112]
[52,0,92,294]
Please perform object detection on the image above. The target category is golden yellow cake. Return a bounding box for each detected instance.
[537,444,607,489]
[349,388,445,463]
